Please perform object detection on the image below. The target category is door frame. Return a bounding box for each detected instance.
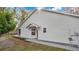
[30,26,38,39]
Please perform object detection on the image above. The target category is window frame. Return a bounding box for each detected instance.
[43,28,47,33]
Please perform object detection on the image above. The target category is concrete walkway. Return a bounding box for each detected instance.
[25,39,79,51]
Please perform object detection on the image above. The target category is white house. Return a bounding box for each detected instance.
[16,9,79,46]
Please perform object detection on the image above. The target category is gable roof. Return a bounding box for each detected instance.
[15,9,79,31]
[26,23,40,29]
[15,9,37,31]
[43,9,79,18]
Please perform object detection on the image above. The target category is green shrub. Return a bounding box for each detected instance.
[0,10,16,35]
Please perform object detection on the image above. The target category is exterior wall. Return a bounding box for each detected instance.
[19,22,30,38]
[19,10,79,44]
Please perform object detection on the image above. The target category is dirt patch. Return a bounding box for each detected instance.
[12,37,30,46]
[0,37,8,41]
[0,35,67,51]
[0,37,15,48]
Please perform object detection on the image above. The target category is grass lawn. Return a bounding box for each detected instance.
[0,34,68,51]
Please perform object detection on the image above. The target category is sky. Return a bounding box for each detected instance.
[24,7,64,12]
[15,7,65,19]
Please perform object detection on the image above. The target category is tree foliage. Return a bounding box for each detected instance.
[12,7,28,26]
[0,8,16,35]
[64,7,79,15]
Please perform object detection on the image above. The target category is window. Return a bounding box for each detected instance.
[68,37,73,41]
[31,28,36,35]
[43,28,46,33]
[31,32,35,35]
[18,29,21,35]
[31,28,36,31]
